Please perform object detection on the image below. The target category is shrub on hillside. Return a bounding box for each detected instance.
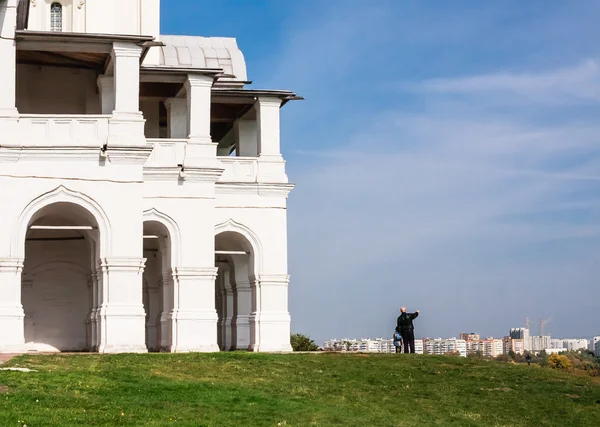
[290,333,320,352]
[548,354,571,370]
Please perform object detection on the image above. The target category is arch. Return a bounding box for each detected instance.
[50,2,63,32]
[11,185,111,259]
[143,208,182,266]
[214,219,262,275]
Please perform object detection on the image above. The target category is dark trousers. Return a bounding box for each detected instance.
[400,329,415,354]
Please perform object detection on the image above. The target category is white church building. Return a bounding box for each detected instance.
[0,0,299,353]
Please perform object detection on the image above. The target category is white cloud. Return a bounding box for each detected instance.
[261,1,600,343]
[407,60,600,104]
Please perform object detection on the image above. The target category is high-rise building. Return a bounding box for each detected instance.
[424,338,467,357]
[591,337,600,352]
[510,328,531,351]
[460,333,480,341]
[530,336,551,352]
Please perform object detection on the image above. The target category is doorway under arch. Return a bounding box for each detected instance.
[215,231,257,351]
[21,202,101,352]
[142,220,174,352]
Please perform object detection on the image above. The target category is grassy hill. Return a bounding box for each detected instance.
[1,352,599,426]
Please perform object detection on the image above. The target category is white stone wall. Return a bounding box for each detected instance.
[22,238,91,352]
[17,65,101,114]
[0,0,293,354]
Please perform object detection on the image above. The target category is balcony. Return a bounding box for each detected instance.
[17,115,110,147]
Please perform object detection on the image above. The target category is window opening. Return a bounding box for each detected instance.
[50,3,63,32]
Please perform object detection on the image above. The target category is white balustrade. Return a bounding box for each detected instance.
[18,115,110,146]
[217,157,258,183]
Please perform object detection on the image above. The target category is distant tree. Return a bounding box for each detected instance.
[343,341,352,351]
[495,354,512,363]
[290,333,319,352]
[548,354,571,370]
[508,350,516,361]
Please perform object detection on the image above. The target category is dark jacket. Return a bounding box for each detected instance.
[396,312,419,332]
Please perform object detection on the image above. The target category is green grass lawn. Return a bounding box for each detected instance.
[1,353,599,426]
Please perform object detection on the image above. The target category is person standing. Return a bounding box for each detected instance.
[396,307,420,354]
[393,330,403,353]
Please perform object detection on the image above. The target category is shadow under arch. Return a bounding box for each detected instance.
[215,220,263,352]
[11,185,111,259]
[142,209,182,352]
[19,195,106,352]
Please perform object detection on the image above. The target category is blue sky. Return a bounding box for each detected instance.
[163,0,600,344]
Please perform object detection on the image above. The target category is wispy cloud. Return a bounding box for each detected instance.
[406,60,600,104]
[265,1,600,343]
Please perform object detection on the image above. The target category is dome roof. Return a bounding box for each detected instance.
[158,35,248,81]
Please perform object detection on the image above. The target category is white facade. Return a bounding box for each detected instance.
[550,339,589,352]
[424,338,467,357]
[590,337,600,352]
[0,1,299,353]
[465,338,504,357]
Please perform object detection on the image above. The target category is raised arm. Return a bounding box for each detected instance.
[411,311,420,320]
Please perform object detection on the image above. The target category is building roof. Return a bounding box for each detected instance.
[158,35,247,82]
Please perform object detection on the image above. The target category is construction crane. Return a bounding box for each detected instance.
[540,318,551,336]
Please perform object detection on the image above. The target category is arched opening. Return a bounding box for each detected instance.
[142,221,173,352]
[215,231,256,351]
[50,3,63,32]
[21,202,99,352]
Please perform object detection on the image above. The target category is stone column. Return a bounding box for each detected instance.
[234,120,258,157]
[170,267,219,353]
[222,267,236,351]
[158,273,173,352]
[96,258,148,353]
[86,269,100,351]
[0,258,25,352]
[164,98,188,139]
[250,274,292,352]
[256,97,288,182]
[108,42,145,146]
[145,280,161,351]
[230,255,252,350]
[183,75,218,167]
[97,75,115,114]
[0,1,19,135]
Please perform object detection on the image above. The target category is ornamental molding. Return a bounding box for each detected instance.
[100,257,146,273]
[0,258,24,272]
[250,274,290,286]
[216,182,294,197]
[0,145,151,164]
[173,266,219,279]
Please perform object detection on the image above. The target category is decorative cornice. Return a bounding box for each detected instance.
[173,266,219,279]
[0,258,24,272]
[0,145,152,164]
[216,182,294,197]
[251,274,290,286]
[100,258,146,273]
[179,167,224,183]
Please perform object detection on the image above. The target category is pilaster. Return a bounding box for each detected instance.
[164,98,188,139]
[183,75,219,170]
[108,42,145,146]
[256,97,288,183]
[0,1,19,136]
[229,254,252,350]
[97,258,148,353]
[97,75,115,115]
[171,266,219,352]
[0,258,25,352]
[250,274,292,352]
